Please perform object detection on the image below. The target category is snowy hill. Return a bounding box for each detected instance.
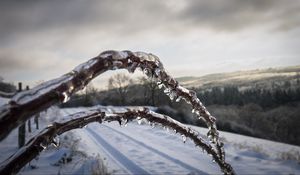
[176,65,300,89]
[0,103,299,174]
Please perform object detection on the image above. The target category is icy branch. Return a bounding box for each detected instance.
[0,51,218,145]
[0,50,232,173]
[0,108,234,175]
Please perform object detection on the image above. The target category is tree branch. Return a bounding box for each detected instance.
[0,108,234,175]
[0,50,232,174]
[0,51,218,146]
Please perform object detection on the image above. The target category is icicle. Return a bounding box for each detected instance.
[168,90,177,101]
[127,59,133,64]
[143,68,152,77]
[51,137,60,148]
[62,92,70,103]
[40,142,47,149]
[163,88,170,94]
[181,134,187,143]
[192,109,196,113]
[158,83,164,89]
[151,122,155,128]
[137,119,142,125]
[175,96,182,102]
[137,117,142,125]
[154,68,161,77]
[122,118,128,127]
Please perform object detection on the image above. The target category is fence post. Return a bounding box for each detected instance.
[18,82,26,148]
[26,86,32,133]
[34,113,39,130]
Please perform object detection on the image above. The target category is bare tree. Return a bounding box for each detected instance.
[108,73,133,105]
[139,76,158,106]
[84,82,98,106]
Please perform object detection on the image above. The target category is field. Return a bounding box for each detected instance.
[1,96,299,174]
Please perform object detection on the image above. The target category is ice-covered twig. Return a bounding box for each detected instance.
[0,108,234,175]
[0,111,103,175]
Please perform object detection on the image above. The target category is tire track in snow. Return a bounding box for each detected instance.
[85,127,150,175]
[63,108,206,174]
[100,125,207,175]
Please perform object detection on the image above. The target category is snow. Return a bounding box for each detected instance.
[0,106,300,175]
[11,75,72,105]
[0,97,9,106]
[73,58,98,72]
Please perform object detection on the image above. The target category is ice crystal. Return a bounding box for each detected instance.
[175,96,182,102]
[181,134,187,143]
[168,90,177,101]
[62,92,70,103]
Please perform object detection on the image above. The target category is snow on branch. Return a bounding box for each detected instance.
[0,108,235,175]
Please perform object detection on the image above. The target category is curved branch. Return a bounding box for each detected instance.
[0,50,228,174]
[0,108,234,175]
[0,51,217,146]
[0,111,103,175]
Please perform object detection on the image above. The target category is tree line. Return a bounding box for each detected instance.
[197,84,300,108]
[3,74,299,146]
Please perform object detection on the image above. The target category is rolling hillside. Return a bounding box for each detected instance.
[176,65,300,89]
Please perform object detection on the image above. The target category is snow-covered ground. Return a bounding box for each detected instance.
[0,97,300,174]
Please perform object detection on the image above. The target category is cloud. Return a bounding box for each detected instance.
[0,48,79,81]
[0,0,299,85]
[2,0,299,41]
[180,0,300,31]
[0,0,171,42]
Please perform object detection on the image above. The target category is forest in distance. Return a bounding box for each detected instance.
[1,65,300,146]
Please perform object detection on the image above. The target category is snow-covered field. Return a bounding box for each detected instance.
[0,97,300,174]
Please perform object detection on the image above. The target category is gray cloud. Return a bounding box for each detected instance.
[1,0,299,42]
[181,0,300,31]
[0,0,171,43]
[0,0,299,84]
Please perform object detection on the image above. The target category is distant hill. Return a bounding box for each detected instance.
[176,65,300,90]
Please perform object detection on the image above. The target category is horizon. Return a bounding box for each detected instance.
[1,63,299,90]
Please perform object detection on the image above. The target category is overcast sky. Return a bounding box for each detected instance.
[0,0,300,88]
